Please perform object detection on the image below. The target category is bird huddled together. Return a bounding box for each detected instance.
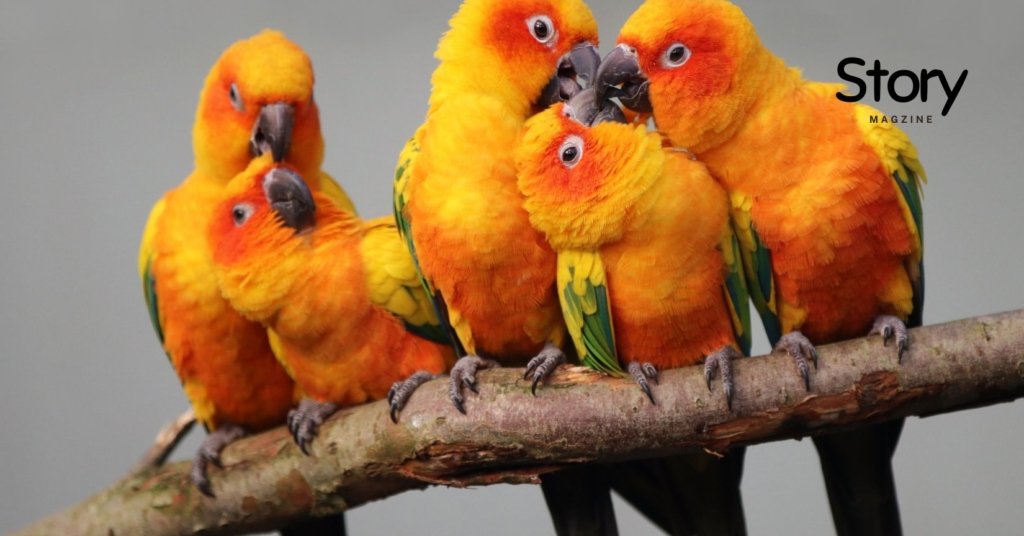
[140,0,925,534]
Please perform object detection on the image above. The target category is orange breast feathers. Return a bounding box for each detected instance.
[151,181,296,430]
[602,155,738,369]
[265,219,451,405]
[406,103,562,363]
[705,93,917,343]
[210,162,452,407]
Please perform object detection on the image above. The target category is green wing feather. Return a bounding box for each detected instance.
[392,131,465,355]
[402,320,449,345]
[138,198,169,355]
[893,157,925,328]
[557,250,624,376]
[361,217,452,345]
[142,257,165,346]
[856,104,927,328]
[721,227,752,356]
[729,194,782,345]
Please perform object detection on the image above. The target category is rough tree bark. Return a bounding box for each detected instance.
[15,309,1024,536]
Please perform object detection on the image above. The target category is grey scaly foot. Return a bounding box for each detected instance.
[523,342,567,395]
[387,370,437,423]
[191,423,247,497]
[870,315,909,363]
[627,362,659,404]
[287,399,339,455]
[449,355,499,414]
[774,331,819,391]
[704,345,741,410]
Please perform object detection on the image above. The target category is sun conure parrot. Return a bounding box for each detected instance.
[388,1,636,534]
[208,157,456,453]
[138,29,356,498]
[389,0,602,415]
[597,1,926,534]
[516,89,751,536]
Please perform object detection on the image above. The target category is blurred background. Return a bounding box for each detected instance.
[2,0,1022,534]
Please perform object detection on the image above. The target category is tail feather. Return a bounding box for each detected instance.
[607,450,747,536]
[813,420,904,536]
[541,465,619,536]
[279,513,346,536]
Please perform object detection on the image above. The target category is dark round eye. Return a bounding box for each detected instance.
[559,135,583,168]
[232,203,254,226]
[527,15,555,45]
[229,83,244,111]
[663,43,691,68]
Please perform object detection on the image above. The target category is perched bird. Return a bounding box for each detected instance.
[209,158,455,453]
[138,29,355,497]
[389,0,601,416]
[517,90,751,536]
[516,92,749,404]
[389,1,628,534]
[598,1,926,534]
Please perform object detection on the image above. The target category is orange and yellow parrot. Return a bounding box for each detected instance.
[209,158,455,453]
[516,91,749,408]
[598,1,926,533]
[517,90,751,535]
[138,30,355,497]
[389,2,636,533]
[390,0,601,414]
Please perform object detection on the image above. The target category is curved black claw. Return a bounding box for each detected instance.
[870,315,910,363]
[628,361,659,404]
[523,342,567,395]
[705,345,741,410]
[387,371,437,423]
[449,355,499,414]
[774,331,818,391]
[190,424,247,497]
[287,399,339,456]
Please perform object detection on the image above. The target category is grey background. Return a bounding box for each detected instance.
[1,1,1022,534]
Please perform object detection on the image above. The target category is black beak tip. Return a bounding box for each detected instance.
[564,87,599,126]
[595,44,643,100]
[536,42,602,108]
[568,43,601,88]
[251,103,295,163]
[565,87,627,127]
[270,144,286,163]
[264,167,315,232]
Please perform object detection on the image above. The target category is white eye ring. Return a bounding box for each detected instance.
[662,43,691,68]
[527,15,556,46]
[558,135,584,168]
[229,83,244,112]
[232,203,255,226]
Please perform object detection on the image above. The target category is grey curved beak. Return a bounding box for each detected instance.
[566,42,601,89]
[564,87,627,127]
[251,102,295,162]
[263,167,315,232]
[595,44,651,113]
[538,42,602,106]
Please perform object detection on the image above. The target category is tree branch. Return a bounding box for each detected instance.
[17,310,1024,536]
[130,408,197,473]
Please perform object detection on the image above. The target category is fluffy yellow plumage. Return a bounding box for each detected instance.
[602,1,927,532]
[393,0,601,413]
[210,158,453,449]
[138,29,356,495]
[516,101,748,388]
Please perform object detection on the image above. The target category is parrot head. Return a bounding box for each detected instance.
[595,0,767,151]
[435,0,601,111]
[516,89,664,250]
[209,156,320,320]
[193,29,324,181]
